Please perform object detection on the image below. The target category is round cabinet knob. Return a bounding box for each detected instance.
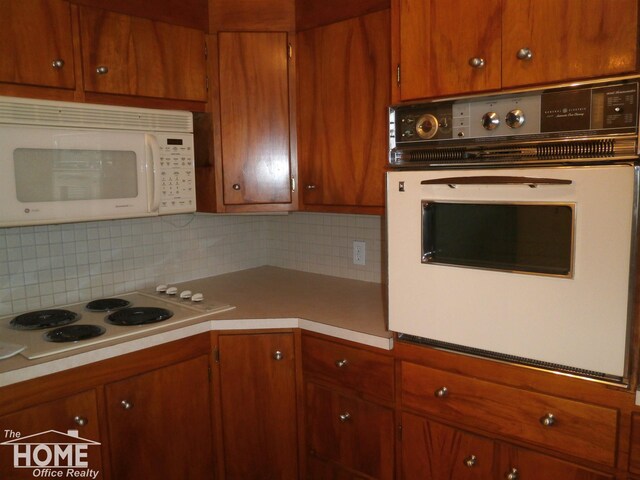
[481,112,500,130]
[179,290,192,299]
[232,183,241,191]
[96,65,109,75]
[335,359,349,368]
[273,350,284,361]
[416,113,439,139]
[156,284,168,293]
[120,400,133,410]
[539,413,556,427]
[434,386,449,398]
[73,416,88,427]
[505,109,526,129]
[506,467,520,480]
[305,184,317,190]
[463,455,477,468]
[165,286,178,295]
[338,412,351,423]
[52,59,65,69]
[516,48,533,61]
[468,57,486,68]
[191,293,204,302]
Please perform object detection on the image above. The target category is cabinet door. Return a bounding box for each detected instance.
[0,0,75,89]
[79,6,207,101]
[218,333,298,479]
[297,10,389,210]
[0,390,102,479]
[105,355,213,480]
[306,455,371,480]
[502,0,638,88]
[306,382,394,480]
[401,413,494,480]
[397,0,501,100]
[218,32,292,206]
[498,444,614,480]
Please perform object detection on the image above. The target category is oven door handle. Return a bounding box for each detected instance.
[420,176,573,189]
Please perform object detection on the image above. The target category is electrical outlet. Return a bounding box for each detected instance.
[353,241,366,265]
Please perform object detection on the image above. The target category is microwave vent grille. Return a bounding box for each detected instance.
[0,97,193,132]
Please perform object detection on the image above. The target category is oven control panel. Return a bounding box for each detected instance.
[390,78,639,148]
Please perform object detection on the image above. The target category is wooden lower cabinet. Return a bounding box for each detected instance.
[104,354,214,479]
[401,412,614,480]
[306,455,371,479]
[306,382,394,480]
[215,332,299,479]
[0,390,103,479]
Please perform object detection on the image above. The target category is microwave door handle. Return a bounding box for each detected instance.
[145,134,162,212]
[420,176,573,189]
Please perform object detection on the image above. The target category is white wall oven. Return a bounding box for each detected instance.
[387,77,640,383]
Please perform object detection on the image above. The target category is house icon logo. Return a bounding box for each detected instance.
[1,429,101,478]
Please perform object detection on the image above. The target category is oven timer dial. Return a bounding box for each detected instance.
[505,109,525,128]
[481,111,500,130]
[416,113,439,139]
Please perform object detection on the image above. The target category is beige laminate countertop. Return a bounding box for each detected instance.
[0,266,390,386]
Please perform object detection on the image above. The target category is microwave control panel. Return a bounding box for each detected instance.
[156,134,196,214]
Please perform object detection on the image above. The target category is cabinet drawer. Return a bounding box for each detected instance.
[306,382,394,480]
[401,362,617,466]
[302,335,394,401]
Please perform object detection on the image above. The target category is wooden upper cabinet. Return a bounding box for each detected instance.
[397,0,501,100]
[79,6,207,101]
[0,0,75,89]
[502,0,638,88]
[297,10,389,211]
[395,0,639,100]
[218,32,293,206]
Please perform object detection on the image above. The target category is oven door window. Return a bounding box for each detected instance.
[422,201,574,276]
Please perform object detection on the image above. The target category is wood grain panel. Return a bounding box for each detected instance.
[502,0,638,88]
[306,382,394,479]
[401,361,618,466]
[217,333,299,479]
[218,32,292,205]
[70,0,208,31]
[296,0,390,31]
[79,6,207,101]
[302,334,395,402]
[401,413,495,480]
[297,11,389,209]
[398,0,501,100]
[210,0,294,32]
[105,355,214,480]
[0,0,75,89]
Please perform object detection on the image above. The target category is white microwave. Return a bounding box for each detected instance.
[0,96,196,227]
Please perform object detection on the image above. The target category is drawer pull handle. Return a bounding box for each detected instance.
[506,467,519,480]
[73,416,88,427]
[339,412,351,423]
[434,386,448,398]
[540,413,555,427]
[463,454,477,468]
[335,359,349,368]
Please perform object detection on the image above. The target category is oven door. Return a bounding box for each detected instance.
[387,165,636,380]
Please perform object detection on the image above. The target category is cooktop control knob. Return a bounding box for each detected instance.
[191,293,204,302]
[481,112,500,130]
[180,290,192,299]
[416,113,439,139]
[505,109,525,128]
[156,284,168,293]
[166,286,178,295]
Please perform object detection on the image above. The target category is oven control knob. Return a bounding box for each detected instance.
[156,284,168,293]
[481,112,500,130]
[166,287,178,295]
[179,290,192,299]
[505,109,525,128]
[416,113,439,139]
[191,293,204,302]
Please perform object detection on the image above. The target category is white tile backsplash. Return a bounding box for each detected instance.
[0,212,385,316]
